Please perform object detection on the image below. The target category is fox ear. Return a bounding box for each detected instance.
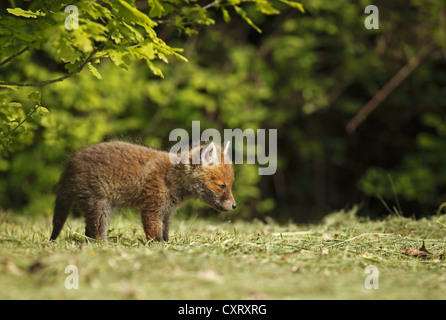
[201,142,218,166]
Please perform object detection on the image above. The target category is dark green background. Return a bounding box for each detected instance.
[1,0,445,222]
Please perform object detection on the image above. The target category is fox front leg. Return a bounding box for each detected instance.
[140,209,164,242]
[162,213,174,242]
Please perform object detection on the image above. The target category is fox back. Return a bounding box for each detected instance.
[50,140,236,242]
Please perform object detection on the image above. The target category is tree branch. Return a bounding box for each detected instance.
[202,0,221,11]
[0,46,30,68]
[0,43,105,87]
[346,45,435,134]
[4,103,41,138]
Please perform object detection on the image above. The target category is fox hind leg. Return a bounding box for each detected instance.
[78,198,113,241]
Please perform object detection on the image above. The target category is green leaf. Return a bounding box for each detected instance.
[108,0,157,35]
[234,6,262,33]
[28,91,41,104]
[107,49,131,70]
[87,63,103,79]
[57,41,83,64]
[146,61,164,78]
[256,1,280,15]
[36,106,49,115]
[110,28,124,44]
[6,8,45,18]
[8,102,22,108]
[148,0,165,18]
[279,0,305,13]
[0,84,19,90]
[122,21,145,42]
[65,60,82,73]
[221,7,231,23]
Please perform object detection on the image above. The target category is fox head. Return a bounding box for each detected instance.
[177,141,236,212]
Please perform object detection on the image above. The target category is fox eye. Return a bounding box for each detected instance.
[218,184,226,190]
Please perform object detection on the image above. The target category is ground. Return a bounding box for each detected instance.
[1,208,446,299]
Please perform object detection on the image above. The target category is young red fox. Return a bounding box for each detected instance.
[50,140,236,242]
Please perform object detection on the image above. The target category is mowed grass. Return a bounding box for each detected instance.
[1,208,446,300]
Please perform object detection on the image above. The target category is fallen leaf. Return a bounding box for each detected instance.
[402,241,433,257]
[419,241,433,254]
[290,265,301,273]
[360,252,374,259]
[5,260,23,276]
[322,233,339,240]
[281,250,300,260]
[28,261,45,274]
[197,268,223,283]
[243,242,263,249]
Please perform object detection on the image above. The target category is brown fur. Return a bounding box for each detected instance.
[50,141,236,242]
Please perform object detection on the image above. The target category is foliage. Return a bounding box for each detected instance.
[0,0,445,221]
[0,0,302,217]
[247,0,446,220]
[359,113,446,205]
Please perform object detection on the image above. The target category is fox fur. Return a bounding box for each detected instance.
[50,140,236,242]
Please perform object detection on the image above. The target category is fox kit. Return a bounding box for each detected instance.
[50,140,236,242]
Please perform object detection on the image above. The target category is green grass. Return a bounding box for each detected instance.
[1,208,446,299]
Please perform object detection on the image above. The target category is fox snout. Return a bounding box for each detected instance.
[219,199,237,211]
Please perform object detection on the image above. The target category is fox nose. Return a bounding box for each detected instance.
[232,203,237,209]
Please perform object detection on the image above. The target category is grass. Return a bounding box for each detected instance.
[1,208,446,299]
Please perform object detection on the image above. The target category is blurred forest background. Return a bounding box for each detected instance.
[0,0,445,222]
